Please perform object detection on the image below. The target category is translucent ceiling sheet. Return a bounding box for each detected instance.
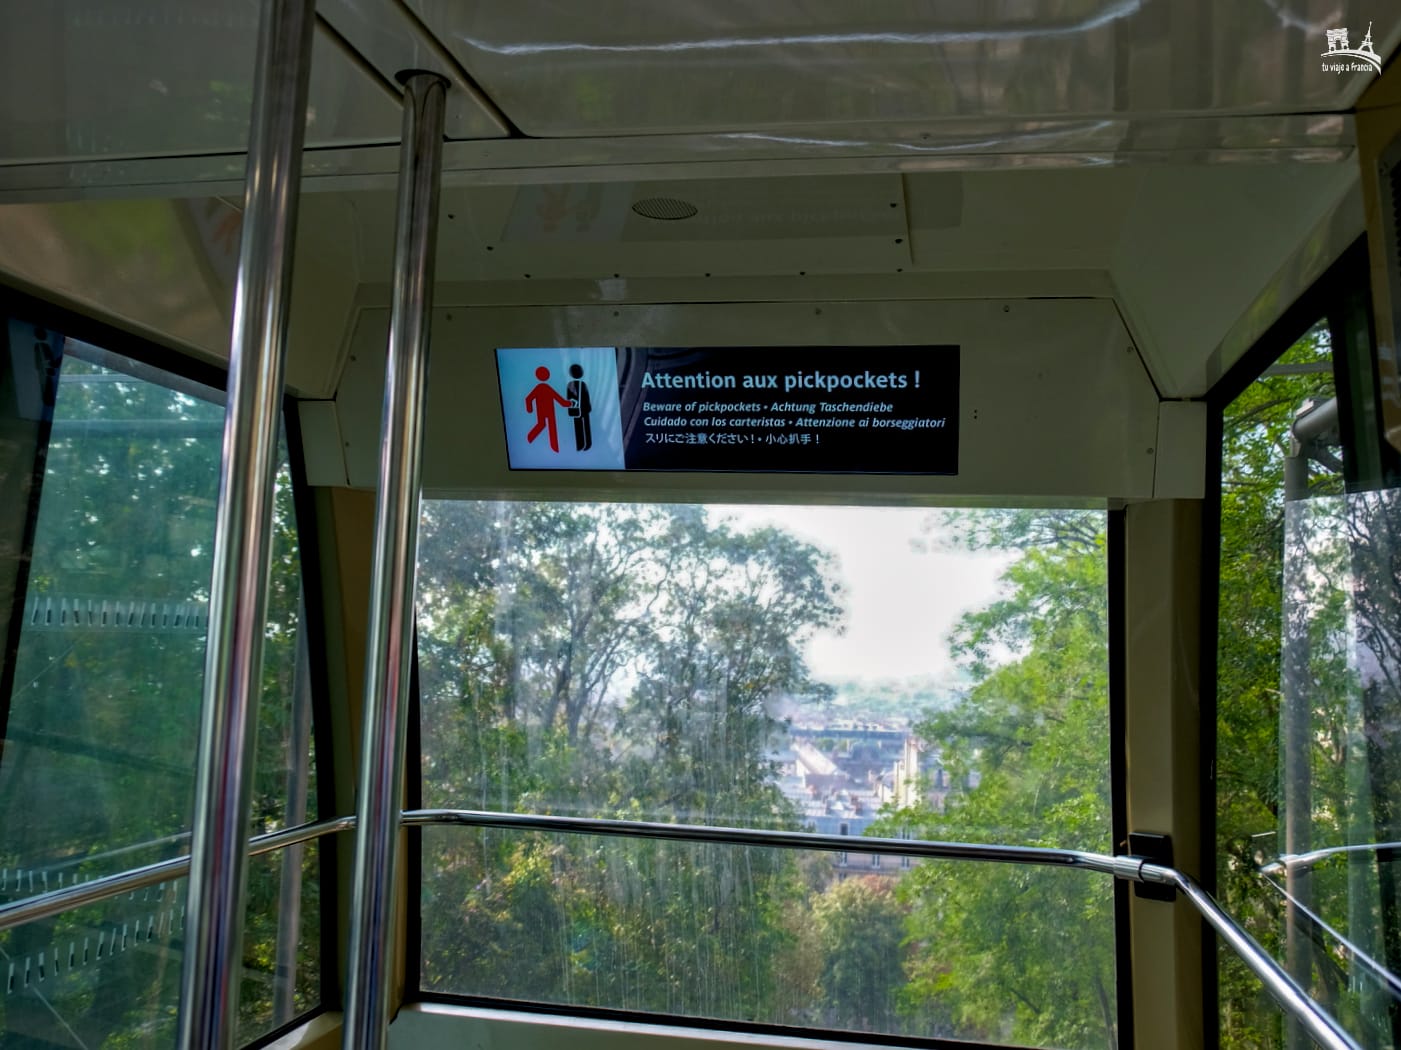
[410,1,1399,136]
[0,1,400,165]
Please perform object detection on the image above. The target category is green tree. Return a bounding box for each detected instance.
[416,500,842,1026]
[811,875,907,1032]
[617,509,840,825]
[1215,323,1401,1049]
[1215,327,1329,1049]
[882,509,1115,1050]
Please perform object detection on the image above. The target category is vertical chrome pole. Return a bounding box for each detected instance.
[342,71,448,1050]
[175,0,316,1045]
[273,593,313,1024]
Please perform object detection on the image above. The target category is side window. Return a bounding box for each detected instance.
[0,325,321,1047]
[1215,308,1401,1048]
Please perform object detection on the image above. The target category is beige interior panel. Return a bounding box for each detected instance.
[322,297,1159,503]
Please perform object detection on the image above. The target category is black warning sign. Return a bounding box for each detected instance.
[616,345,959,474]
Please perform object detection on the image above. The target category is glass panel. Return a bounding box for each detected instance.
[421,826,1116,1042]
[0,332,319,1046]
[2,345,225,879]
[1217,319,1401,1048]
[236,843,322,1046]
[417,500,1112,1047]
[0,841,321,1050]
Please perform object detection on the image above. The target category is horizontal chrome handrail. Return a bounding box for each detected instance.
[0,807,1363,1050]
[1150,865,1361,1050]
[404,808,1357,1050]
[0,815,354,933]
[401,807,1155,879]
[1259,840,1401,877]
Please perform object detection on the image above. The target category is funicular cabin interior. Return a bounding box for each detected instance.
[3,4,1401,1050]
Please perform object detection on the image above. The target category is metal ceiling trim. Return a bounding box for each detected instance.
[386,0,515,137]
[314,0,513,141]
[316,12,403,108]
[0,113,1358,204]
[377,269,1121,309]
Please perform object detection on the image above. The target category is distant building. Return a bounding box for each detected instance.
[777,719,978,884]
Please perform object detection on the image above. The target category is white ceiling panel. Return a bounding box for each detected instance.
[0,0,401,166]
[421,174,913,282]
[408,1,1401,136]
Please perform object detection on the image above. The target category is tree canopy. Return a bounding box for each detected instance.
[417,500,1116,1047]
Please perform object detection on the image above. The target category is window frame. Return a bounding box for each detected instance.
[406,494,1128,1050]
[0,283,339,1047]
[1198,235,1393,1048]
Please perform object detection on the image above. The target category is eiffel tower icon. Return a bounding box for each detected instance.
[1359,22,1378,58]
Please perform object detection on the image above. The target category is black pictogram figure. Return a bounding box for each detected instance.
[566,363,592,452]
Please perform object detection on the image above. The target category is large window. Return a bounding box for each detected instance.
[0,320,321,1047]
[416,500,1113,1047]
[1215,288,1401,1048]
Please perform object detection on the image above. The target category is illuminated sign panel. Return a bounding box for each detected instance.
[496,346,958,474]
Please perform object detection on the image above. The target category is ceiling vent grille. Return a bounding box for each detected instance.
[631,197,698,221]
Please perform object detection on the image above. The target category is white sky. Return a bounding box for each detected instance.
[713,505,1013,682]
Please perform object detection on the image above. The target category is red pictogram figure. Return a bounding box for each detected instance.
[525,366,572,453]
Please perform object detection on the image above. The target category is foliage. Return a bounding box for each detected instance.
[1216,323,1401,1050]
[416,497,1117,1046]
[880,509,1115,1050]
[1215,327,1331,1050]
[418,501,841,1025]
[811,876,906,1031]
